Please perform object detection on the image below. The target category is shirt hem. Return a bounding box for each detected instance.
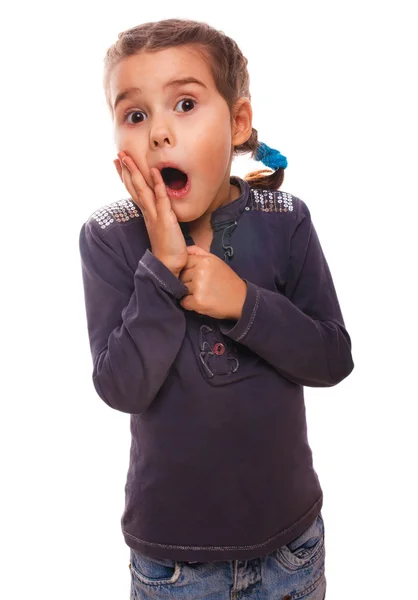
[122,494,323,562]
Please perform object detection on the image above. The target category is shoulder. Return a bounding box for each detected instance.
[79,198,148,272]
[84,197,144,236]
[246,186,311,227]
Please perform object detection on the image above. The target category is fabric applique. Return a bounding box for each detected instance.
[89,198,141,229]
[246,189,294,213]
[199,323,239,378]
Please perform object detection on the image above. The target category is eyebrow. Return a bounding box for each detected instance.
[113,77,208,110]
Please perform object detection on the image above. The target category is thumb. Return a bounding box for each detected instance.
[186,244,210,255]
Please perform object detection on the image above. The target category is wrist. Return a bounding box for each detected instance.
[152,252,181,278]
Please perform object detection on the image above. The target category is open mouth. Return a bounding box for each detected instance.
[161,167,188,190]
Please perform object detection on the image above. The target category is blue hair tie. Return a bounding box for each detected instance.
[255,141,288,170]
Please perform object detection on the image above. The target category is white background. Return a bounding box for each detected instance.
[1,0,416,598]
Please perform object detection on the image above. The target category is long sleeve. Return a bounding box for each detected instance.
[79,219,189,414]
[219,198,354,387]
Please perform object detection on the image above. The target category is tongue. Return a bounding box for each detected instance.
[169,177,186,191]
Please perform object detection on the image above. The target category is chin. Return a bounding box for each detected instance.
[173,206,203,223]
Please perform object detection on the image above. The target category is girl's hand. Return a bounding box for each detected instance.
[179,245,247,320]
[114,151,188,277]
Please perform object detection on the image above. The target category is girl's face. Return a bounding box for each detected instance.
[109,45,251,225]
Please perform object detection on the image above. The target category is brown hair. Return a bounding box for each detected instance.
[103,18,284,190]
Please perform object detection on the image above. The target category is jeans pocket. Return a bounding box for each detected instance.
[275,512,325,571]
[129,547,182,587]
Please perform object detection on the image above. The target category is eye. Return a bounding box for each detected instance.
[124,110,146,125]
[174,98,196,113]
[123,98,196,125]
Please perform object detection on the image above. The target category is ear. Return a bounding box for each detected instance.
[231,98,253,147]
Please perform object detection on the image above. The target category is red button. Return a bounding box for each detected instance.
[213,342,225,355]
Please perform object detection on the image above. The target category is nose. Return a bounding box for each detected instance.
[150,117,173,148]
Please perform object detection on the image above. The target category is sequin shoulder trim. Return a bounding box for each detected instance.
[88,198,143,230]
[245,188,294,213]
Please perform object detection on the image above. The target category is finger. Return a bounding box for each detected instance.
[123,157,168,220]
[179,271,193,285]
[119,158,143,209]
[181,285,193,297]
[180,261,197,273]
[113,159,123,183]
[150,167,175,216]
[120,157,154,217]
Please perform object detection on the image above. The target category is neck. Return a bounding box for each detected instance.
[189,181,240,232]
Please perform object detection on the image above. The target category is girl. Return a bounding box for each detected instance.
[79,17,354,600]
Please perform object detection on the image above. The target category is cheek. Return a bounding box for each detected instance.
[209,140,231,178]
[195,119,232,167]
[113,130,150,183]
[113,121,124,148]
[114,124,143,154]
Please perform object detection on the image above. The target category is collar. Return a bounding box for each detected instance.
[179,175,250,237]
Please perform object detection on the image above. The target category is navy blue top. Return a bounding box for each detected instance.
[78,175,354,562]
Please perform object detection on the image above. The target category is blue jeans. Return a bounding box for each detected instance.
[128,511,326,599]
